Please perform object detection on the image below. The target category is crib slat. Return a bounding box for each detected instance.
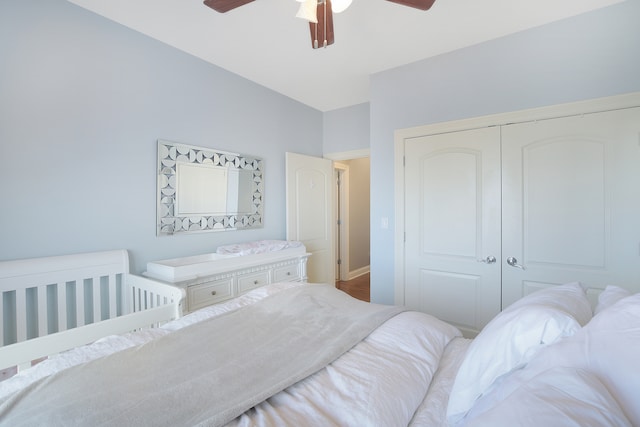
[58,281,67,332]
[132,287,140,313]
[76,278,85,327]
[16,289,27,343]
[92,276,101,323]
[108,274,117,319]
[137,287,143,312]
[37,285,47,338]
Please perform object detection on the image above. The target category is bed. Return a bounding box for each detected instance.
[1,252,638,426]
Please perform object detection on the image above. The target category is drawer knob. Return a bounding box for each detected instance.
[211,290,217,296]
[253,280,259,285]
[286,272,291,276]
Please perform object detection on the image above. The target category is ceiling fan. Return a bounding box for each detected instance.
[203,0,436,49]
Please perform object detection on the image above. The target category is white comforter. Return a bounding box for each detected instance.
[0,282,464,426]
[230,310,462,427]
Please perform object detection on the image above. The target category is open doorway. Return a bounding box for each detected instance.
[327,151,370,287]
[286,150,369,288]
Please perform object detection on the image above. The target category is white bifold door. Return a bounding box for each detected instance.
[402,105,640,337]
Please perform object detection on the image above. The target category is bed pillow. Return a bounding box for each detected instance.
[446,282,592,424]
[464,291,640,426]
[594,285,631,315]
[463,367,632,427]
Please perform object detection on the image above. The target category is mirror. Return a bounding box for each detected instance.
[156,140,264,235]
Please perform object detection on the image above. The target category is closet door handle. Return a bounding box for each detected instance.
[506,257,526,270]
[478,256,497,264]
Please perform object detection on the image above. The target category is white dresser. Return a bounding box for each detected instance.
[145,245,310,313]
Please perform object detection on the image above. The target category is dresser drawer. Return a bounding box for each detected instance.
[273,263,300,282]
[187,278,233,312]
[237,271,270,294]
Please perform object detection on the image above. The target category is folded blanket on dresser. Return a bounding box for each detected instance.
[0,284,405,427]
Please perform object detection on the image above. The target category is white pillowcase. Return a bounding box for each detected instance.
[504,294,640,426]
[463,367,632,427]
[465,291,640,426]
[594,285,632,315]
[446,282,592,424]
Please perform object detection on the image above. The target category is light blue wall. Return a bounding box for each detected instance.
[323,102,370,154]
[3,1,638,291]
[369,1,640,304]
[0,0,323,272]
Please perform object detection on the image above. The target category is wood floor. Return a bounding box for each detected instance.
[336,273,370,302]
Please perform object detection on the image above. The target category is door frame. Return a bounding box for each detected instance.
[334,162,350,281]
[394,92,640,306]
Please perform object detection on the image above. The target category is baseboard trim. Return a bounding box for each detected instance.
[347,266,370,281]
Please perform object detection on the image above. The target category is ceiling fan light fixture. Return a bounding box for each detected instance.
[296,0,318,23]
[331,0,352,13]
[205,0,435,50]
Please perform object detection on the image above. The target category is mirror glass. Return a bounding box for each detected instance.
[157,140,264,235]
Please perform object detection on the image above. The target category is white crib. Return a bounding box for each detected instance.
[0,249,185,377]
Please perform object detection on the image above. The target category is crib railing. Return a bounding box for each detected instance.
[0,250,185,373]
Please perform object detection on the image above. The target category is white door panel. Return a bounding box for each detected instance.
[501,107,640,307]
[525,138,605,266]
[285,152,335,284]
[416,270,483,331]
[421,151,479,257]
[404,127,502,336]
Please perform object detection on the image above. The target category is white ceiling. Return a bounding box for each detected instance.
[68,0,623,112]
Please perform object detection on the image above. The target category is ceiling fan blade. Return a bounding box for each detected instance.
[309,0,335,49]
[385,0,436,11]
[203,0,255,13]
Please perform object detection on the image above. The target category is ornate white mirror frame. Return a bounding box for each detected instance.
[156,140,264,235]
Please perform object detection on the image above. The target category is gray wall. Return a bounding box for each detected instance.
[369,1,640,304]
[0,0,323,272]
[323,103,370,155]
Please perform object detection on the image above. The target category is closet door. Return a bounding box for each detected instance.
[404,127,502,337]
[501,107,640,307]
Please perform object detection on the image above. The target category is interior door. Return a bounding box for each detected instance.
[501,107,640,307]
[285,152,335,284]
[404,127,502,337]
